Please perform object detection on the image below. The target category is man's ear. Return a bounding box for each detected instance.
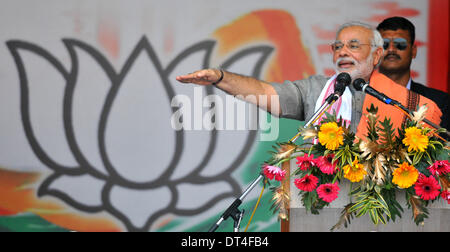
[412,43,417,59]
[373,47,384,67]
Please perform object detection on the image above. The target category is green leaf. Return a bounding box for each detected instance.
[330,203,355,231]
[369,209,378,225]
[412,151,424,166]
[377,209,387,224]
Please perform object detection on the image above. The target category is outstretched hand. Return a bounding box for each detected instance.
[176,69,222,86]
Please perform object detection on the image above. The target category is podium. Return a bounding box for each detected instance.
[282,159,450,232]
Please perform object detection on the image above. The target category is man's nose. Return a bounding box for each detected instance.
[337,45,351,57]
[386,40,396,52]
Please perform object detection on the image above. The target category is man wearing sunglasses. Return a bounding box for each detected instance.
[377,16,449,132]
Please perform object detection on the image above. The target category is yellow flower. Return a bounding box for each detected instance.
[402,127,429,152]
[343,157,366,182]
[392,162,419,188]
[318,122,344,150]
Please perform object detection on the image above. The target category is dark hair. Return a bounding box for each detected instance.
[376,16,415,45]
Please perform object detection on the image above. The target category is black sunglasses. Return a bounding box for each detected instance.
[383,38,408,50]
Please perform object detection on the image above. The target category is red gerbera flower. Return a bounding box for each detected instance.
[414,174,441,200]
[316,154,338,175]
[427,160,450,176]
[263,164,286,181]
[440,190,450,204]
[294,174,318,192]
[316,183,340,203]
[296,153,315,171]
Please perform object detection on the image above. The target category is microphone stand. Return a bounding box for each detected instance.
[290,94,339,143]
[207,92,340,232]
[393,103,449,138]
[208,173,264,232]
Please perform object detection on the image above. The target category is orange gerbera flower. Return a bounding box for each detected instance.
[318,122,344,150]
[402,127,429,152]
[392,162,419,188]
[343,157,366,182]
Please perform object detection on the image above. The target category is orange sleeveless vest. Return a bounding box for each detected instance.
[356,71,442,139]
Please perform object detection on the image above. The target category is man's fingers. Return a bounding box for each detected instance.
[176,69,218,85]
[175,75,192,83]
[176,73,199,82]
[194,70,211,79]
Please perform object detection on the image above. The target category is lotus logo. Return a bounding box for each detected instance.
[6,36,274,231]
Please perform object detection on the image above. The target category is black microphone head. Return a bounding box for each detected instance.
[336,72,352,87]
[352,78,366,91]
[334,72,351,96]
[334,80,346,95]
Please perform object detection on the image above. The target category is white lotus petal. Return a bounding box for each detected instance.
[109,185,171,230]
[45,174,104,207]
[18,49,78,167]
[105,49,175,183]
[167,45,214,180]
[198,52,263,177]
[175,181,233,210]
[70,45,111,175]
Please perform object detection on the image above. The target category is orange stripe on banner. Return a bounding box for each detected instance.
[0,168,122,232]
[254,10,315,82]
[213,13,268,56]
[427,0,449,92]
[97,20,120,59]
[213,10,315,83]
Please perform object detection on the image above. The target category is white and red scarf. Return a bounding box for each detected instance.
[314,74,352,126]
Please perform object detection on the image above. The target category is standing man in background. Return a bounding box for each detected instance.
[377,16,449,131]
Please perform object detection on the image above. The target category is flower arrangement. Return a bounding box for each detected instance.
[263,104,449,230]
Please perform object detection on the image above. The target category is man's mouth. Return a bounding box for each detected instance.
[338,61,355,69]
[384,54,401,61]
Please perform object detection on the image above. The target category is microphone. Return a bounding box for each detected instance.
[326,72,351,103]
[335,72,351,95]
[352,78,401,106]
[291,72,352,143]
